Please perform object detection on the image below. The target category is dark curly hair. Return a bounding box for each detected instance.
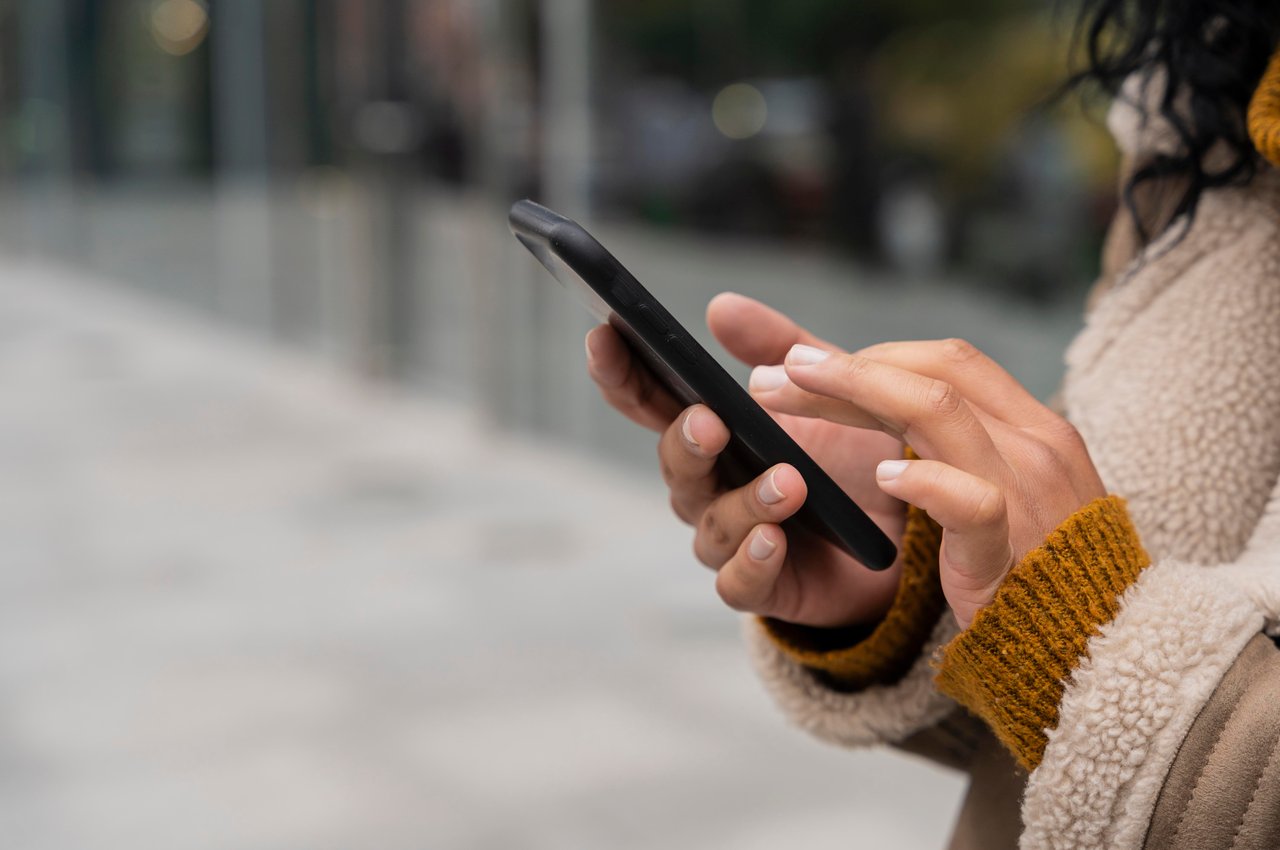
[1068,0,1280,241]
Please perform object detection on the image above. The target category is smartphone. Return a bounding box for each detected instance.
[508,200,897,570]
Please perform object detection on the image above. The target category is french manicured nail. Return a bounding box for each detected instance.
[749,364,788,392]
[749,528,777,561]
[877,459,910,481]
[757,469,786,505]
[787,344,829,366]
[681,410,700,448]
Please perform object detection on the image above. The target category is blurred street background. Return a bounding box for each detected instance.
[0,1,1113,848]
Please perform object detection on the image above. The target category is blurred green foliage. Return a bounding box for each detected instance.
[603,0,1034,77]
[603,0,1117,196]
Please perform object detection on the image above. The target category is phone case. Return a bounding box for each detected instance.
[509,200,897,570]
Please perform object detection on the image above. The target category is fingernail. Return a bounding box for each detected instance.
[749,364,788,392]
[681,410,700,448]
[584,328,600,367]
[758,469,786,505]
[877,459,909,481]
[749,528,777,561]
[787,344,829,366]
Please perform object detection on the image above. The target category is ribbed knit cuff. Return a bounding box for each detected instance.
[760,499,945,691]
[1248,46,1280,167]
[934,495,1150,771]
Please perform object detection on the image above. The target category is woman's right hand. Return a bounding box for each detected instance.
[584,292,906,628]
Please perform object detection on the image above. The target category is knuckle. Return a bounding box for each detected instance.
[923,379,962,418]
[969,485,1007,527]
[611,363,642,403]
[1021,439,1070,478]
[697,508,733,552]
[838,354,874,386]
[656,428,691,485]
[692,534,718,569]
[657,427,685,470]
[1051,419,1089,456]
[612,366,652,415]
[633,370,658,409]
[669,492,694,525]
[608,387,643,417]
[940,337,981,365]
[594,381,625,410]
[715,568,756,612]
[921,461,950,490]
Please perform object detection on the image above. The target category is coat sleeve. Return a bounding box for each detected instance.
[934,484,1280,850]
[1140,632,1280,850]
[750,478,1280,849]
[744,498,968,754]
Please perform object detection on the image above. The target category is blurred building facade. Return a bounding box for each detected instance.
[0,0,1114,457]
[0,6,1127,847]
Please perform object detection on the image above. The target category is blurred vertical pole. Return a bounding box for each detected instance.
[536,0,595,440]
[301,0,354,367]
[539,0,591,219]
[210,0,275,332]
[472,0,535,427]
[0,4,18,251]
[328,0,375,372]
[261,0,313,343]
[16,0,74,254]
[63,1,106,180]
[361,0,419,380]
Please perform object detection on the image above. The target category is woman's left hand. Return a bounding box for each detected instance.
[749,338,1107,628]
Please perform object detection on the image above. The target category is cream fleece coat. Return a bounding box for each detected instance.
[746,73,1280,849]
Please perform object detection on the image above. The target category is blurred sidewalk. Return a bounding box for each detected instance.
[0,259,964,850]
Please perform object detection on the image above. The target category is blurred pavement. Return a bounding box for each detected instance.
[0,259,965,850]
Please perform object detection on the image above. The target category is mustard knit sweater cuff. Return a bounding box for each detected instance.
[1248,47,1280,168]
[760,500,946,691]
[934,495,1150,771]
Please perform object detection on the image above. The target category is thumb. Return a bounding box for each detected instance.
[707,292,840,368]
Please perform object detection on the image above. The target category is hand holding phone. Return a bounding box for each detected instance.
[585,297,906,628]
[510,201,903,627]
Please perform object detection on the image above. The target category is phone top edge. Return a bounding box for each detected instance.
[508,199,572,241]
[510,200,621,287]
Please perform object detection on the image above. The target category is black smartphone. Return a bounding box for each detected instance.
[508,200,896,570]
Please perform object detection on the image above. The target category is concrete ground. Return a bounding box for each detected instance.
[0,260,966,849]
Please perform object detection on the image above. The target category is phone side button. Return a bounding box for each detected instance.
[667,334,696,365]
[637,304,669,336]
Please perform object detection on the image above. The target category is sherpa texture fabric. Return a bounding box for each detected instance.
[1020,122,1280,849]
[744,610,959,748]
[761,502,944,690]
[933,496,1150,771]
[1018,559,1264,850]
[745,64,1280,850]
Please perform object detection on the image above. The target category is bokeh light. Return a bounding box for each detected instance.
[149,0,209,56]
[712,82,768,140]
